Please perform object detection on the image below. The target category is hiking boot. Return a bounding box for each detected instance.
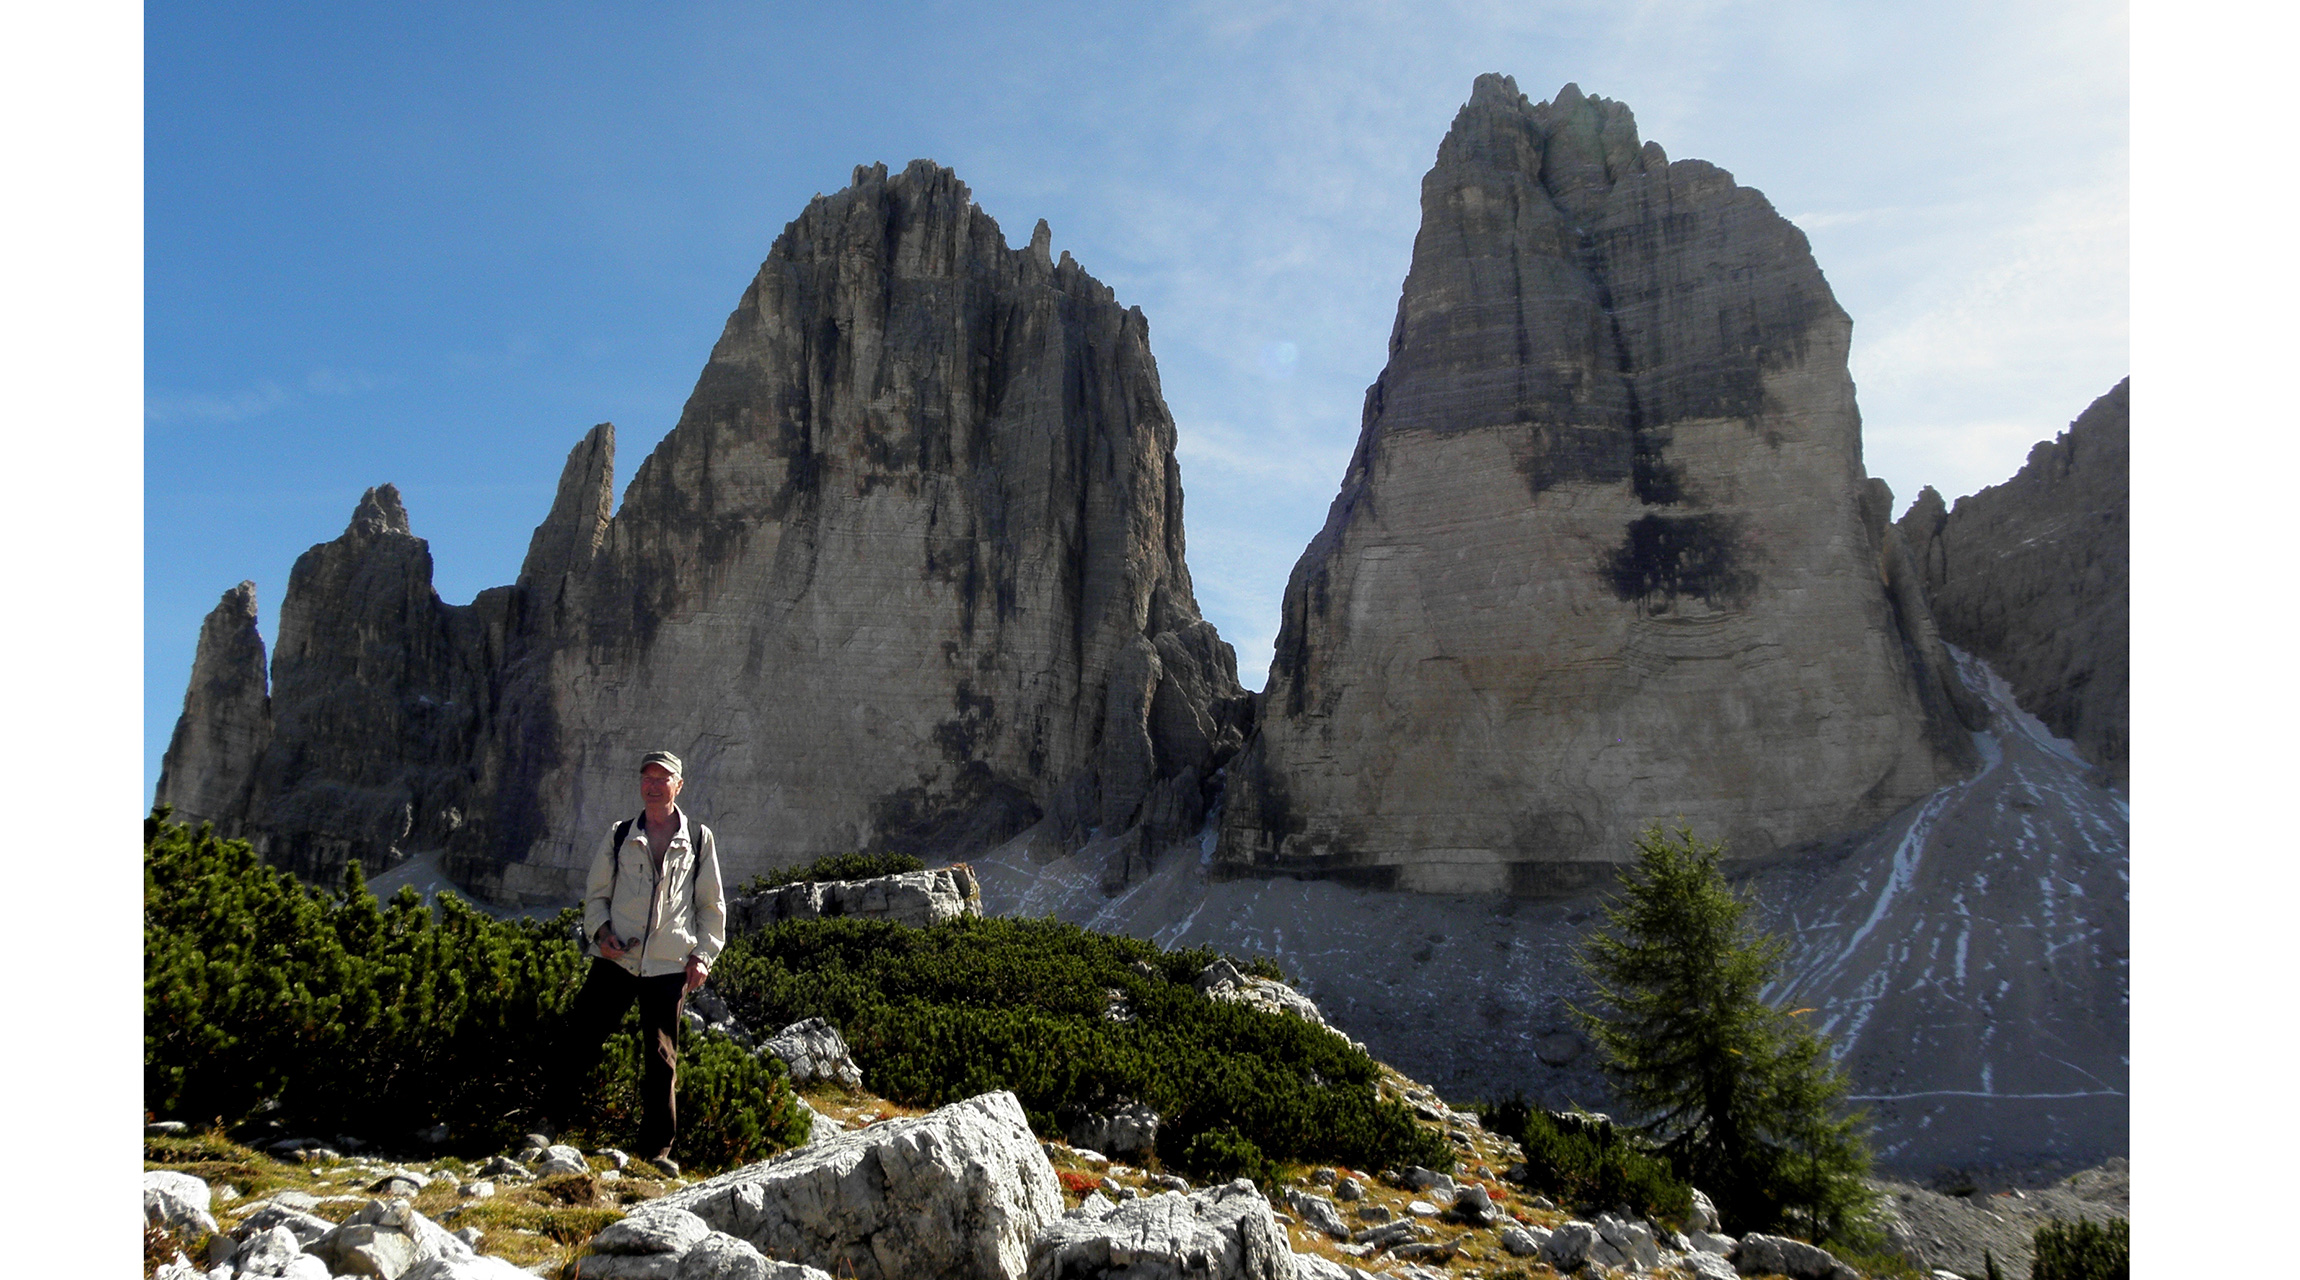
[648,1154,680,1177]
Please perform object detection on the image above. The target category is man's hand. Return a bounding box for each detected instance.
[595,926,628,960]
[684,955,709,994]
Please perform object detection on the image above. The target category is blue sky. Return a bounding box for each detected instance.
[143,0,2129,800]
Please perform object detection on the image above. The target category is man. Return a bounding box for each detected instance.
[552,749,726,1174]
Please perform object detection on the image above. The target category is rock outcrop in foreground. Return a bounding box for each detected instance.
[1217,76,1981,893]
[157,160,1249,902]
[1896,378,2128,786]
[648,1092,1061,1280]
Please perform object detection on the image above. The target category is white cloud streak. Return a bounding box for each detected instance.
[147,366,385,427]
[145,381,289,425]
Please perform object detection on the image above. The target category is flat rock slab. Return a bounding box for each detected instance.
[646,1091,1061,1280]
[1731,1233,1859,1280]
[1029,1179,1295,1280]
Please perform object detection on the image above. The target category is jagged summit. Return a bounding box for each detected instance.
[345,484,412,539]
[1440,79,1667,222]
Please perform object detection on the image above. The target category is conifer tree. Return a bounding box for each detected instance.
[1576,823,1878,1244]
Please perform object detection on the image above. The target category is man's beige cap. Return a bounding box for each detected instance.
[639,750,684,779]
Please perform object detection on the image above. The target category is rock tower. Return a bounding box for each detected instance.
[1216,76,1981,892]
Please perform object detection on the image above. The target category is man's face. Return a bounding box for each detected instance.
[640,763,683,809]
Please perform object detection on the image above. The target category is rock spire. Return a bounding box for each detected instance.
[153,581,272,831]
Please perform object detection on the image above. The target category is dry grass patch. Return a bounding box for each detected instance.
[439,1194,623,1270]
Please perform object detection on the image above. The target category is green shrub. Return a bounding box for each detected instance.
[143,810,804,1169]
[1181,1124,1277,1186]
[144,810,583,1147]
[2031,1217,2128,1280]
[740,851,928,894]
[1478,1096,1691,1221]
[706,914,1450,1181]
[584,1016,810,1167]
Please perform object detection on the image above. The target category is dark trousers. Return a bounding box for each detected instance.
[556,957,687,1158]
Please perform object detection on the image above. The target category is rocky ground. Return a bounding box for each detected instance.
[1872,1162,2127,1280]
[144,1056,2122,1280]
[144,868,2122,1280]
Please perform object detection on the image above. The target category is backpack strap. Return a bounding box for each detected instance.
[598,816,637,951]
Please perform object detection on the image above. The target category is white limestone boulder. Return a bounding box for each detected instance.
[1281,1189,1349,1240]
[1028,1180,1295,1280]
[312,1198,474,1280]
[146,1170,219,1237]
[632,1091,1060,1280]
[1730,1233,1860,1280]
[759,1018,864,1089]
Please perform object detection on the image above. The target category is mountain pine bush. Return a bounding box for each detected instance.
[1476,1098,1690,1221]
[706,914,1451,1180]
[2031,1217,2128,1280]
[143,809,805,1165]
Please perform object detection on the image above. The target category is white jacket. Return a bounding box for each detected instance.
[581,807,727,978]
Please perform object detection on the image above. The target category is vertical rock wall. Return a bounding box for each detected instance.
[1896,378,2129,786]
[1216,77,1980,893]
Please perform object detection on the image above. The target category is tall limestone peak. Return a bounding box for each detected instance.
[161,158,1248,902]
[1897,378,2129,785]
[154,581,272,831]
[1218,78,1979,893]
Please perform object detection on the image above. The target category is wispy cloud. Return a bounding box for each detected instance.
[304,366,381,397]
[145,381,290,425]
[147,365,386,427]
[448,333,545,372]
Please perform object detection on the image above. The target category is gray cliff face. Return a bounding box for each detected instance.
[249,485,509,883]
[1896,378,2128,786]
[1217,76,1979,893]
[154,581,272,831]
[161,161,1247,901]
